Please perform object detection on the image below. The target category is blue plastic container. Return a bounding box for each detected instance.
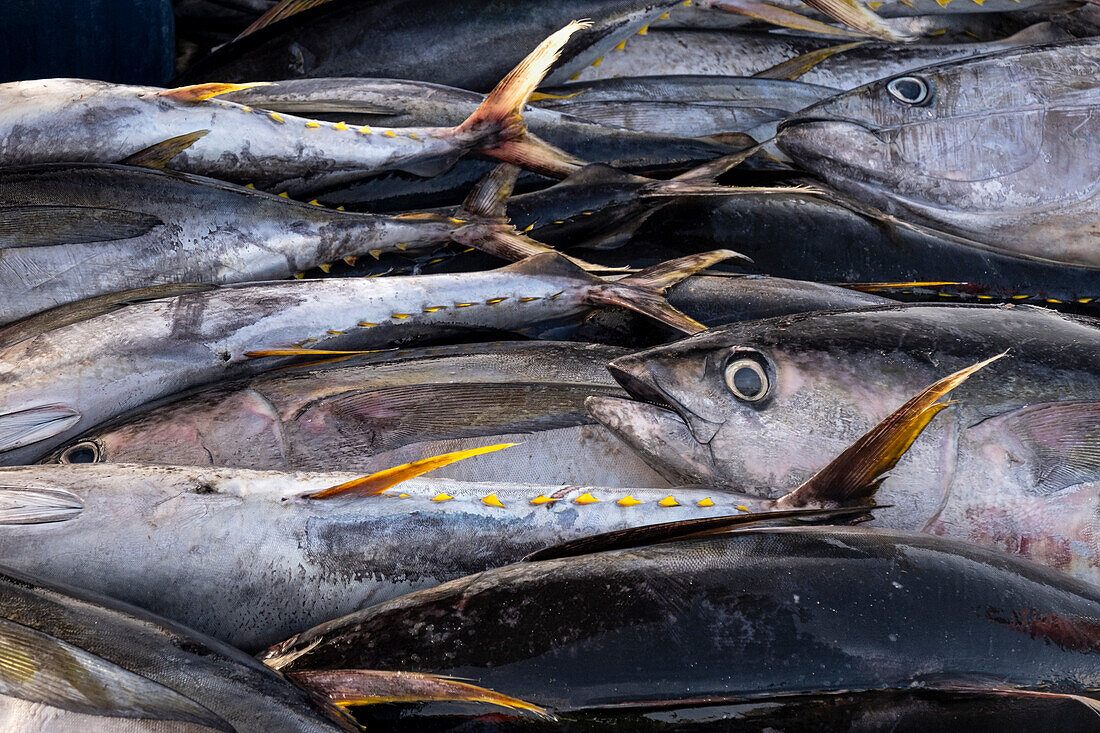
[0,0,175,85]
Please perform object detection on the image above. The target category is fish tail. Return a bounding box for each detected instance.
[588,250,747,334]
[455,21,589,178]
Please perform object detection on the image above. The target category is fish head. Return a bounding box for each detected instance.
[40,389,286,467]
[775,53,1076,209]
[593,310,966,514]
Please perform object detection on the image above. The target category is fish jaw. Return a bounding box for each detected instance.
[776,117,898,194]
[605,352,723,445]
[585,395,719,486]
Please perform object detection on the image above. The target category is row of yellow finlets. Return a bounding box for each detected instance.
[428,491,738,508]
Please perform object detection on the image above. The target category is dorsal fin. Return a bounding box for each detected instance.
[287,669,553,720]
[118,130,209,169]
[778,352,1007,509]
[306,443,516,499]
[236,0,337,40]
[523,505,875,562]
[797,0,914,41]
[157,82,270,104]
[753,41,865,81]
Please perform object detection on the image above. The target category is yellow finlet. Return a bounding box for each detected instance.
[523,223,535,232]
[736,505,749,512]
[269,111,285,124]
[482,493,506,508]
[305,121,321,128]
[337,206,345,211]
[333,121,349,131]
[519,296,539,302]
[244,183,256,189]
[318,263,332,273]
[697,498,715,507]
[617,495,642,507]
[368,249,382,259]
[637,25,649,35]
[324,329,342,335]
[384,130,397,138]
[1012,294,1030,300]
[486,297,508,305]
[1078,298,1094,304]
[574,493,599,504]
[613,39,627,51]
[307,444,516,500]
[659,11,670,18]
[591,56,604,67]
[658,496,680,507]
[423,306,446,313]
[278,191,290,198]
[409,133,419,139]
[391,313,412,320]
[158,81,270,103]
[359,125,373,135]
[455,302,475,308]
[293,272,305,279]
[358,322,377,328]
[431,493,453,502]
[308,199,321,206]
[530,495,557,505]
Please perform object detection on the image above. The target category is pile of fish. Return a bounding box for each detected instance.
[1,0,1099,729]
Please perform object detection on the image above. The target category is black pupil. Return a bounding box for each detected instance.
[895,79,923,102]
[65,446,96,463]
[733,366,764,398]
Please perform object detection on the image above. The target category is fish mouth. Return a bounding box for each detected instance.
[605,354,723,445]
[776,114,881,136]
[585,395,719,486]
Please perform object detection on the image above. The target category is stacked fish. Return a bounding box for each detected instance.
[1,0,1099,730]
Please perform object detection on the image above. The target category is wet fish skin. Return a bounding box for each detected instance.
[0,463,737,652]
[225,78,748,211]
[626,189,1100,307]
[0,163,464,325]
[777,39,1100,267]
[0,79,487,194]
[44,341,671,488]
[265,526,1100,718]
[0,564,345,731]
[0,251,726,465]
[570,26,1072,89]
[177,0,682,90]
[592,303,1100,581]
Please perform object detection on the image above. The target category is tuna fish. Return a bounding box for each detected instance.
[0,22,587,195]
[588,303,1100,581]
[778,39,1100,268]
[41,341,672,488]
[0,565,352,731]
[261,521,1100,727]
[0,155,556,325]
[0,250,734,465]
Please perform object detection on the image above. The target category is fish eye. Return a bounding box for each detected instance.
[724,354,771,403]
[58,441,101,464]
[886,76,932,106]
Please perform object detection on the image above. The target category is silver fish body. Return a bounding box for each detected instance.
[0,163,460,325]
[0,463,736,651]
[0,253,685,465]
[590,304,1100,582]
[778,39,1100,267]
[0,563,343,731]
[0,79,479,194]
[44,341,670,488]
[569,27,1072,89]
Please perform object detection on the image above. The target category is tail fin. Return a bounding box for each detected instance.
[588,250,747,333]
[777,352,1007,509]
[455,21,589,178]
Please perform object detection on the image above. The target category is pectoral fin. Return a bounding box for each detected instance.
[288,669,553,719]
[0,486,83,524]
[0,206,162,248]
[0,406,82,453]
[998,400,1100,494]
